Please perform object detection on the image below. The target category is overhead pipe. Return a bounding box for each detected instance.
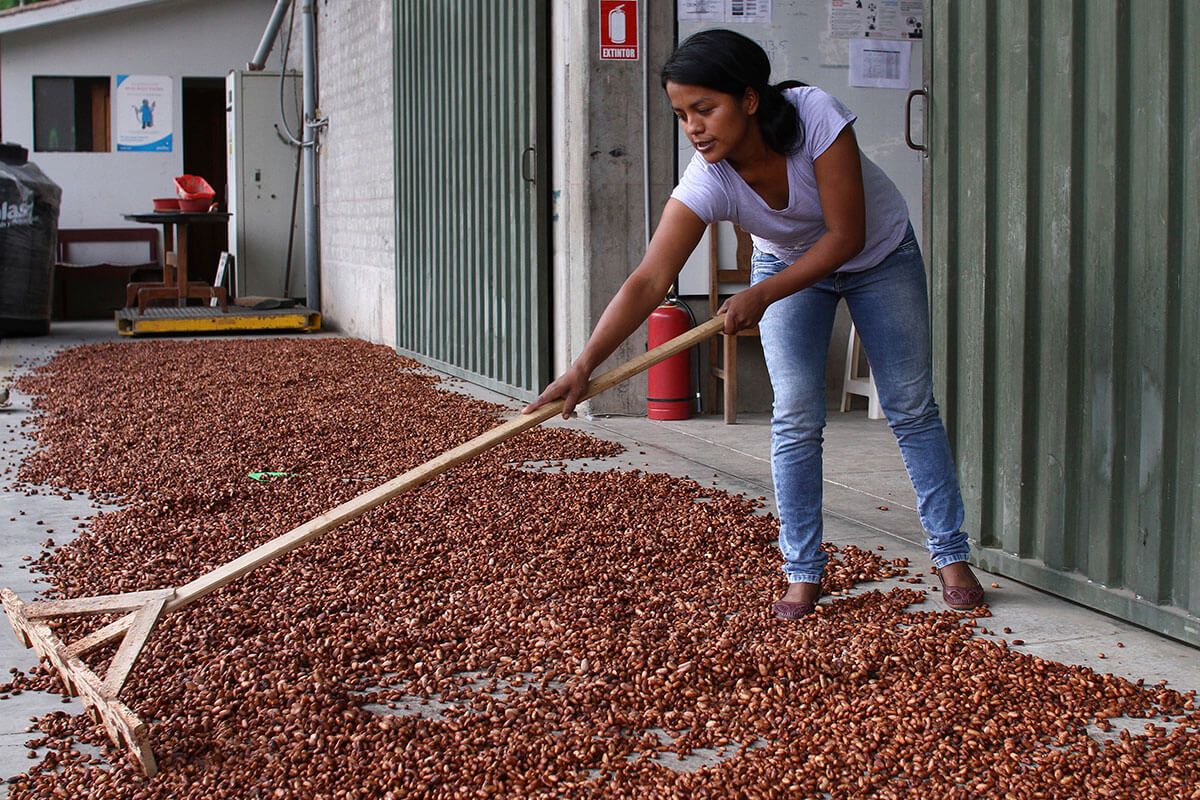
[245,0,323,311]
[248,0,293,71]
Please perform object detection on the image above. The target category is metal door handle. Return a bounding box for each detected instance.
[905,89,927,152]
[521,145,536,183]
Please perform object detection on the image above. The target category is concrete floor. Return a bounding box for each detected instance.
[1,321,1197,790]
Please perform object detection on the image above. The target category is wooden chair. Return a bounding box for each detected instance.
[707,222,759,423]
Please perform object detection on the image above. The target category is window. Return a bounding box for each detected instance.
[33,76,111,152]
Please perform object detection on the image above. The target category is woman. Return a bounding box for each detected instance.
[525,29,984,619]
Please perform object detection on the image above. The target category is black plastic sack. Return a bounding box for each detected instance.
[0,142,62,336]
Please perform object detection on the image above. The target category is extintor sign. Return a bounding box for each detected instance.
[599,0,639,60]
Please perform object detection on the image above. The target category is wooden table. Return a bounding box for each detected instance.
[122,211,230,314]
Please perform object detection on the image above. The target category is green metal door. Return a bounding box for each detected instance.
[393,1,549,399]
[926,0,1199,645]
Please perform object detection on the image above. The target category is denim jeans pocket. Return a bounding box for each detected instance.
[750,251,786,285]
[894,223,920,254]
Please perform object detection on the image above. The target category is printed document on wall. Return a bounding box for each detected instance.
[679,0,770,23]
[848,39,912,89]
[678,0,724,21]
[727,0,770,22]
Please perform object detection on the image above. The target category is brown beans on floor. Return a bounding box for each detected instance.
[3,338,1198,799]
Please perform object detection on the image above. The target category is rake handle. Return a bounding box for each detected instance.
[72,315,727,646]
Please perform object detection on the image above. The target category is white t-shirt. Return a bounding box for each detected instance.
[670,86,910,272]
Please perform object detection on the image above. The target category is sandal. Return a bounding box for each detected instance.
[771,600,816,620]
[935,569,985,610]
[772,581,821,620]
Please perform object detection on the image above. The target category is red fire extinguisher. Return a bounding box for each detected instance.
[647,299,693,420]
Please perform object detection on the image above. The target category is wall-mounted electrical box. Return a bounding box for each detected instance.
[226,70,304,299]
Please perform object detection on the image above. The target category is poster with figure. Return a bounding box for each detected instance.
[829,0,922,40]
[115,75,173,152]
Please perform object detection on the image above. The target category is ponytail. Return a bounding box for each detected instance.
[757,80,808,155]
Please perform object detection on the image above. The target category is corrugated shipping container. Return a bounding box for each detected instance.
[926,0,1199,644]
[393,2,550,399]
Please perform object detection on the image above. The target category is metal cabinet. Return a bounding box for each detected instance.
[226,70,305,300]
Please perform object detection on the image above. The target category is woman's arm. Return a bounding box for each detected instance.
[719,126,867,333]
[524,198,708,417]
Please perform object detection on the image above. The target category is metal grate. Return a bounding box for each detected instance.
[926,0,1200,644]
[392,1,550,400]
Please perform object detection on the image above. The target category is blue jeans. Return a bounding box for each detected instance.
[751,226,969,584]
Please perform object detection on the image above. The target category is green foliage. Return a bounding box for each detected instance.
[0,0,50,10]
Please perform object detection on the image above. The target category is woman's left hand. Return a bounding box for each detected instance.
[718,286,771,334]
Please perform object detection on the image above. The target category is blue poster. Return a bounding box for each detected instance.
[115,74,173,152]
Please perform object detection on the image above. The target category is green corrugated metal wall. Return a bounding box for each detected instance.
[927,0,1199,645]
[392,2,550,399]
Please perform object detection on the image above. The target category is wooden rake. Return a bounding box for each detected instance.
[2,316,725,777]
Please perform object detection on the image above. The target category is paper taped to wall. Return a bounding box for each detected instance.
[848,38,912,89]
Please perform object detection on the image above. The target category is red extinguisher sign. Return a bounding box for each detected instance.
[599,1,639,61]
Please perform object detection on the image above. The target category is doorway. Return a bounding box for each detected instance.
[391,1,550,400]
[182,77,227,286]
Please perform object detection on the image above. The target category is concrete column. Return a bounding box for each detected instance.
[551,0,677,415]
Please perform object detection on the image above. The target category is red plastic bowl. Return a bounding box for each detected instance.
[174,174,216,199]
[153,197,180,212]
[177,197,213,213]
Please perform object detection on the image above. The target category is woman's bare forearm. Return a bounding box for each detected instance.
[523,200,706,416]
[754,229,863,304]
[575,200,708,375]
[575,272,674,374]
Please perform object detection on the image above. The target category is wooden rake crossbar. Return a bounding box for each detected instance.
[1,315,726,777]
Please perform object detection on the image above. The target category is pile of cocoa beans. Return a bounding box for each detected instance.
[3,339,1196,799]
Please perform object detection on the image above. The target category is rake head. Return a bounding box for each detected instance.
[2,587,165,777]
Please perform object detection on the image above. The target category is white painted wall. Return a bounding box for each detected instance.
[308,0,396,346]
[0,0,276,229]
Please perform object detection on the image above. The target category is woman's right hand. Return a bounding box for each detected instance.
[522,362,593,419]
[521,201,705,420]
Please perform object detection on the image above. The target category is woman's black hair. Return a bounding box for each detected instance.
[661,29,806,156]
